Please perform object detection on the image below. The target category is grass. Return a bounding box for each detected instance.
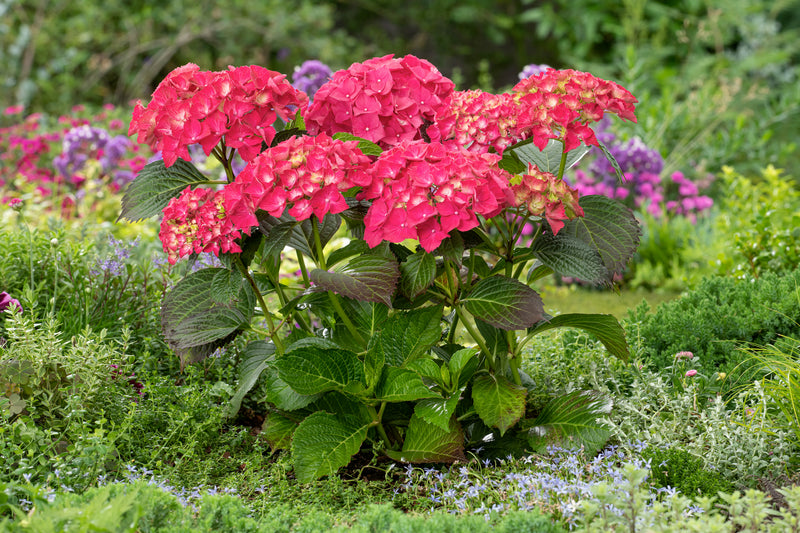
[538,283,682,319]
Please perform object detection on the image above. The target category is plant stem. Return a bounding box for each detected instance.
[455,306,495,371]
[447,310,460,344]
[295,250,311,288]
[557,142,568,179]
[235,256,285,355]
[369,403,392,448]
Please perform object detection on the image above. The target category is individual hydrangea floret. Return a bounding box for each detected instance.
[292,60,333,99]
[304,54,455,149]
[159,186,244,265]
[360,139,512,251]
[512,69,638,152]
[427,90,521,154]
[129,63,309,167]
[223,133,373,230]
[512,164,583,234]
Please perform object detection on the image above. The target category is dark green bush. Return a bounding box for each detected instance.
[633,267,800,374]
[642,447,734,497]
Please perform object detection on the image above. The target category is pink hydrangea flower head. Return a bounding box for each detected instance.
[360,139,513,251]
[511,164,583,234]
[304,54,455,149]
[223,133,373,229]
[129,63,309,167]
[512,69,637,152]
[159,186,245,265]
[427,90,522,154]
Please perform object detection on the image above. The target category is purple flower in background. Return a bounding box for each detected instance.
[0,292,22,314]
[53,125,131,185]
[518,63,552,80]
[292,60,332,99]
[92,235,139,277]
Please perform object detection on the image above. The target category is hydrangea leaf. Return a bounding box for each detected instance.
[529,232,610,284]
[448,348,480,390]
[119,158,211,222]
[264,367,321,411]
[227,340,275,417]
[374,367,439,402]
[332,132,383,156]
[399,251,437,300]
[291,412,371,482]
[310,255,400,307]
[262,412,298,451]
[258,212,341,263]
[559,195,641,276]
[385,414,465,464]
[510,138,591,174]
[414,391,462,432]
[525,390,613,456]
[274,345,364,396]
[366,305,444,367]
[471,373,527,436]
[210,268,244,305]
[462,276,544,330]
[528,313,630,362]
[596,139,625,182]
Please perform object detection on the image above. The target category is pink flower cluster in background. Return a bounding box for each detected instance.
[129,63,308,166]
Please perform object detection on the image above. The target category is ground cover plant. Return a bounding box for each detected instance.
[2,3,800,530]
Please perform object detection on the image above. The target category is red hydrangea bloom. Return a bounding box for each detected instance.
[304,54,454,149]
[159,186,244,265]
[360,140,513,251]
[511,164,583,235]
[223,133,373,230]
[130,64,308,167]
[427,90,522,154]
[512,69,637,152]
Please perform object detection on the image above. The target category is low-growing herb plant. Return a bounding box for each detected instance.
[120,56,643,481]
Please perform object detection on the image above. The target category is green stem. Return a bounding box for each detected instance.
[506,331,522,386]
[235,256,285,355]
[557,141,568,179]
[455,306,494,370]
[295,250,311,288]
[369,403,392,448]
[311,216,326,270]
[447,311,460,344]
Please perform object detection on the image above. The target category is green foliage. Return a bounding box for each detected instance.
[642,446,734,497]
[635,267,800,374]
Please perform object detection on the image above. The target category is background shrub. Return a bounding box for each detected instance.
[641,446,734,497]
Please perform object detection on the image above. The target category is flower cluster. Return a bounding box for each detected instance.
[359,140,512,251]
[53,125,133,187]
[223,133,373,229]
[513,69,638,152]
[518,63,552,80]
[304,54,455,148]
[292,60,333,99]
[159,187,244,265]
[427,90,521,154]
[512,164,583,234]
[129,63,309,166]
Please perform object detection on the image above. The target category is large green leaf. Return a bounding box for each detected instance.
[559,195,641,276]
[332,300,390,352]
[291,413,371,482]
[472,374,527,436]
[258,212,341,262]
[530,232,610,284]
[399,252,437,300]
[310,255,400,307]
[119,158,212,222]
[327,240,370,268]
[227,340,275,417]
[385,414,465,463]
[274,346,364,396]
[527,313,630,362]
[526,390,613,456]
[210,268,245,305]
[264,367,320,411]
[161,268,254,368]
[259,221,295,262]
[375,367,439,402]
[475,319,509,361]
[462,276,544,330]
[332,132,383,156]
[510,138,591,174]
[262,412,298,451]
[367,306,443,367]
[414,391,463,432]
[447,348,480,390]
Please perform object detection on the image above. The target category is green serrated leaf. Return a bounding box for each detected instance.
[291,413,370,482]
[264,367,320,411]
[375,367,439,402]
[596,140,624,182]
[274,346,364,395]
[260,221,295,262]
[414,392,462,432]
[227,340,275,417]
[527,313,629,362]
[463,276,544,330]
[328,240,370,268]
[530,232,610,284]
[406,359,444,386]
[433,232,465,266]
[526,390,612,456]
[367,306,443,367]
[310,255,400,307]
[363,346,384,391]
[331,300,390,352]
[399,252,437,300]
[498,149,526,175]
[475,319,509,360]
[332,132,383,156]
[527,263,554,284]
[448,348,480,389]
[211,268,244,305]
[119,159,212,222]
[510,139,591,174]
[258,212,341,262]
[263,412,298,451]
[472,374,527,436]
[559,195,641,277]
[385,414,465,463]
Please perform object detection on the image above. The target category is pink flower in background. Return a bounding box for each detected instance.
[685,369,698,378]
[223,133,372,229]
[511,164,584,234]
[159,187,245,265]
[0,292,23,314]
[304,54,454,149]
[675,351,694,360]
[3,105,24,116]
[360,139,512,251]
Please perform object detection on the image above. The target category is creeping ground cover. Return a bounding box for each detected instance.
[118,56,642,481]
